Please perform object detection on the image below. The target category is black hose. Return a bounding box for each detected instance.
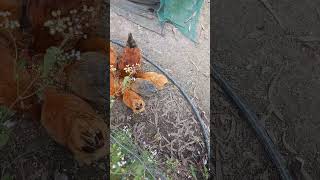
[212,65,293,180]
[110,39,211,161]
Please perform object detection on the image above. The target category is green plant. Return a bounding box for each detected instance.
[190,164,198,180]
[110,129,164,179]
[165,157,179,173]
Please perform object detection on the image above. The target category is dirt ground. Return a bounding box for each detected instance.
[110,1,210,179]
[213,0,320,179]
[110,1,211,117]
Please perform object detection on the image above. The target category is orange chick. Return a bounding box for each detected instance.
[136,72,168,90]
[122,88,145,113]
[118,33,142,77]
[41,87,108,165]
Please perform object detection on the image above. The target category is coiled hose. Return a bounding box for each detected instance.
[110,39,211,162]
[212,65,293,180]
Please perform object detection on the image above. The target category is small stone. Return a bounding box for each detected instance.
[246,64,252,70]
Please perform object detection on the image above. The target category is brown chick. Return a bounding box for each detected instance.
[118,33,142,77]
[110,72,121,97]
[76,36,108,55]
[122,88,145,113]
[136,72,168,90]
[41,87,108,165]
[64,52,107,109]
[129,78,157,97]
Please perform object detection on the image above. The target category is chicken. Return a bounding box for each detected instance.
[110,43,117,67]
[129,78,157,97]
[118,33,142,77]
[136,72,168,90]
[64,52,107,110]
[41,87,108,165]
[110,72,121,97]
[76,36,107,55]
[122,88,145,113]
[26,0,104,53]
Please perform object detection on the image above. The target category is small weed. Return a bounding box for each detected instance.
[110,128,164,179]
[190,164,198,180]
[165,157,179,173]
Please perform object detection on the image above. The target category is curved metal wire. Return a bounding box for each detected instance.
[212,65,293,180]
[110,39,210,161]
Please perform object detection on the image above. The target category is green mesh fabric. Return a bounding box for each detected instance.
[157,0,204,42]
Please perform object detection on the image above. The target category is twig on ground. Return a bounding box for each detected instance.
[258,0,285,30]
[189,59,200,72]
[282,130,297,155]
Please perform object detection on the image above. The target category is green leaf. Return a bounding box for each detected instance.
[0,106,14,123]
[17,59,26,71]
[121,76,131,93]
[190,164,198,180]
[43,46,62,77]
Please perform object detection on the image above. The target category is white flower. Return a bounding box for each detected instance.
[51,11,57,17]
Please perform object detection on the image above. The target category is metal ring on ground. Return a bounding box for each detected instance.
[212,65,293,180]
[110,39,210,163]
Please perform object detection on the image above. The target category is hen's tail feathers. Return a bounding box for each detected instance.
[126,33,137,48]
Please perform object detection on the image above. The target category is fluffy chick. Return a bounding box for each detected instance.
[41,87,108,165]
[136,72,168,90]
[122,88,145,113]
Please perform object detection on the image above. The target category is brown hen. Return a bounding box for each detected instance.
[118,33,142,77]
[41,87,108,165]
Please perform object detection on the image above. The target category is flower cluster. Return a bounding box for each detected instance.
[64,49,81,61]
[43,4,97,39]
[110,65,117,72]
[0,11,20,29]
[123,64,141,75]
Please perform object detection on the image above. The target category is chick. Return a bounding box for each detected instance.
[41,87,108,165]
[136,72,168,90]
[129,78,157,97]
[122,88,145,113]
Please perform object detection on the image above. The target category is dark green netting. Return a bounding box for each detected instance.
[157,0,204,42]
